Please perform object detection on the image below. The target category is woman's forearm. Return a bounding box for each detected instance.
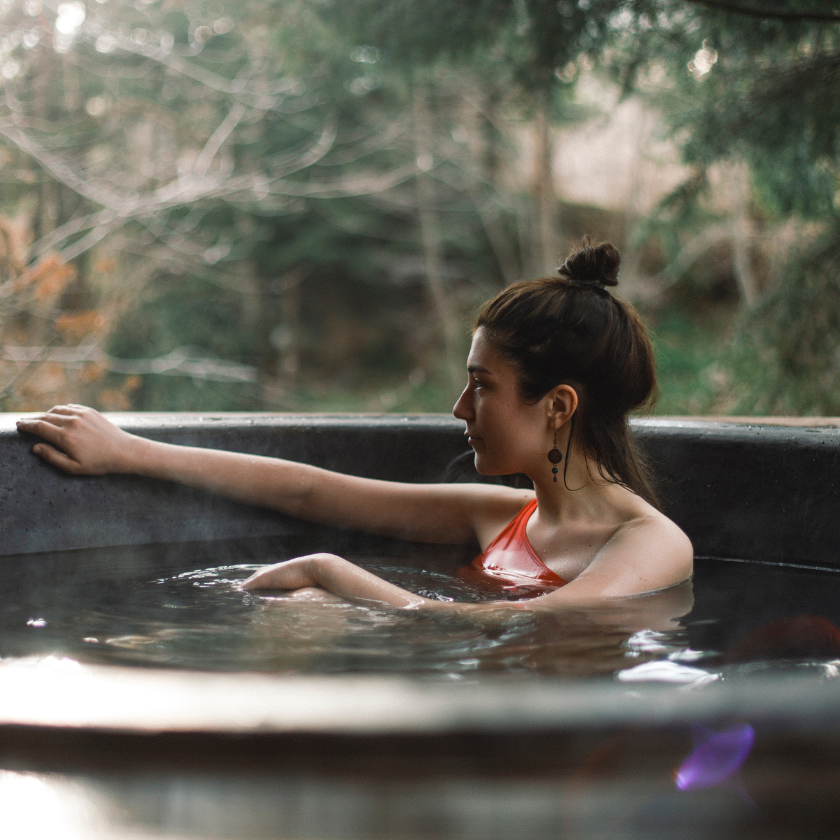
[128,436,318,514]
[16,409,319,517]
[243,554,429,609]
[242,554,536,614]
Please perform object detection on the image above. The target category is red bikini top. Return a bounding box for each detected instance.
[458,499,567,595]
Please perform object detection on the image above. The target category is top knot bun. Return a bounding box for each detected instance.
[557,237,620,289]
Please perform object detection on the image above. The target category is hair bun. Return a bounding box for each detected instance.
[557,237,620,289]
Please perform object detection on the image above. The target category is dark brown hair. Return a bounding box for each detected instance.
[475,238,660,508]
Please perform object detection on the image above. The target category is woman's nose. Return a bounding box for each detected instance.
[452,385,472,420]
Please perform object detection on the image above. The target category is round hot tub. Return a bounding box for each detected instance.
[2,414,839,840]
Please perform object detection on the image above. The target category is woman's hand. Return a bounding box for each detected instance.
[16,404,145,475]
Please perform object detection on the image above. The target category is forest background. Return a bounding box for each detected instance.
[0,0,838,416]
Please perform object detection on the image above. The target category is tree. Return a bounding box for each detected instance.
[0,0,425,409]
[612,0,840,412]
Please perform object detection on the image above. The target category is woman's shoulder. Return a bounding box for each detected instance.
[614,489,692,550]
[623,508,692,548]
[446,483,535,548]
[611,509,694,583]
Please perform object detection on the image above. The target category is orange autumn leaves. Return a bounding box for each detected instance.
[0,216,140,411]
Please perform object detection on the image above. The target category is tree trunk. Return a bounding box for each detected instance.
[412,84,463,401]
[532,88,558,276]
[474,83,521,287]
[728,159,758,308]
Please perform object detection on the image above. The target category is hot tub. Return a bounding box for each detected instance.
[1,413,839,840]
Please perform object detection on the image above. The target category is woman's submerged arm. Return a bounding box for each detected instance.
[242,554,431,609]
[16,405,530,546]
[243,553,523,612]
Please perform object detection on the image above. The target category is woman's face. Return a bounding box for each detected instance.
[452,327,550,476]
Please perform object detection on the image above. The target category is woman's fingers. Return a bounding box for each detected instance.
[17,405,79,434]
[47,405,79,416]
[31,443,83,474]
[16,416,69,441]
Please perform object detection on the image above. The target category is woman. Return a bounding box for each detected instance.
[16,240,692,611]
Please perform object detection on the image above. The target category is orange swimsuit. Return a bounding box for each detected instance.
[458,499,567,596]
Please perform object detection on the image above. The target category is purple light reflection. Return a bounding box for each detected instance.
[675,723,755,792]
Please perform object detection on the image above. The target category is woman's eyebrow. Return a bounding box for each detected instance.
[467,364,493,375]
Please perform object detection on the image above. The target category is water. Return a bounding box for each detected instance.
[1,542,839,840]
[3,540,840,680]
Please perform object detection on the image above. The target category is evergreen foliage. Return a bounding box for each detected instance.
[725,228,840,414]
[2,0,840,414]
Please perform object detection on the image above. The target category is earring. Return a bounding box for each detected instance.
[548,429,563,482]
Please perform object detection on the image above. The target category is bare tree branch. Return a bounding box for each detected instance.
[685,0,840,22]
[30,209,117,258]
[1,345,257,382]
[193,102,247,179]
[112,37,299,100]
[0,117,123,209]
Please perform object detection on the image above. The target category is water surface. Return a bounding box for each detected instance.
[3,540,840,681]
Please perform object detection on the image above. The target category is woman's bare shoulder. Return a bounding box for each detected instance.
[432,482,534,547]
[626,511,693,557]
[533,511,693,603]
[420,482,534,549]
[604,511,694,587]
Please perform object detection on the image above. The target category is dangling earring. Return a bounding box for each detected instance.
[548,428,563,482]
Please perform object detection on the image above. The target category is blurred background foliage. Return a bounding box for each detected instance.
[0,0,838,414]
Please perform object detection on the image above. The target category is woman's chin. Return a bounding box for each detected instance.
[472,455,504,477]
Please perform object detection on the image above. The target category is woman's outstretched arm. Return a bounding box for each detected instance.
[16,405,531,546]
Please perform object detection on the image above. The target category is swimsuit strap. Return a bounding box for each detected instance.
[462,499,566,592]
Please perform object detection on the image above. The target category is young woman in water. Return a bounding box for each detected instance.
[16,240,692,610]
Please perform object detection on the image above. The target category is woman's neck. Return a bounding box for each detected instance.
[529,450,632,526]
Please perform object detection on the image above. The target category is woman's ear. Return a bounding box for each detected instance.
[547,384,578,429]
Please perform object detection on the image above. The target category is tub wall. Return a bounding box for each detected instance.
[3,414,839,567]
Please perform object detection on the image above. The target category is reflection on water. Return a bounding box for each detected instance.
[0,559,696,678]
[1,546,840,680]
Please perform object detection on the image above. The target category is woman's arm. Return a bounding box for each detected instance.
[242,548,694,629]
[242,554,431,609]
[243,554,516,612]
[241,515,691,611]
[16,405,531,545]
